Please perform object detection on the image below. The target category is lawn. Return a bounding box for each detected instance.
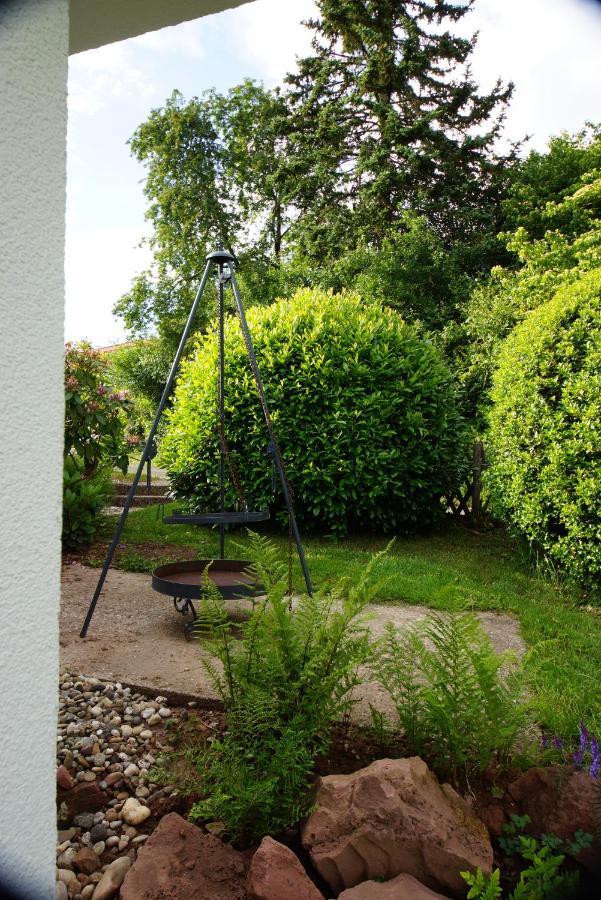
[100,503,601,740]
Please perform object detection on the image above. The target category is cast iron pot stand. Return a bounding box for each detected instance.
[79,249,312,640]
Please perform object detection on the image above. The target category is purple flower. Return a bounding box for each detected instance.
[552,737,563,751]
[572,749,584,768]
[578,721,590,753]
[590,737,600,779]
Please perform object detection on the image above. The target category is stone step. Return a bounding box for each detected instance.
[111,493,170,508]
[112,480,169,497]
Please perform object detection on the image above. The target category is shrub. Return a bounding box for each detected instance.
[371,612,526,778]
[109,337,172,435]
[63,342,131,549]
[183,534,387,843]
[488,270,601,591]
[62,457,111,551]
[160,290,469,535]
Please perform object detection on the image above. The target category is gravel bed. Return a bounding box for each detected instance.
[55,672,215,899]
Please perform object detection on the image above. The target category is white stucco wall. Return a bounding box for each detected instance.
[0,0,68,895]
[0,0,247,895]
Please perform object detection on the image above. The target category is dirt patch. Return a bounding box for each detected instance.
[61,563,525,724]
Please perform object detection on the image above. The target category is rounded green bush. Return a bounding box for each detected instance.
[160,289,468,534]
[488,270,601,590]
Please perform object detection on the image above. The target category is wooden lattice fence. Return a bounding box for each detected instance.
[446,441,489,524]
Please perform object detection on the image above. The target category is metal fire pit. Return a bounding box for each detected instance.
[152,558,256,640]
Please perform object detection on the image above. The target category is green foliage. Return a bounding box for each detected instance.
[160,289,469,535]
[185,533,386,842]
[64,341,132,478]
[114,82,294,347]
[285,0,515,266]
[503,124,601,241]
[488,270,601,591]
[371,611,525,778]
[63,342,131,549]
[463,835,581,900]
[445,164,601,424]
[109,337,172,434]
[499,814,532,856]
[62,457,110,551]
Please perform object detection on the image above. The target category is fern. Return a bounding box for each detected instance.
[184,535,379,843]
[372,611,526,778]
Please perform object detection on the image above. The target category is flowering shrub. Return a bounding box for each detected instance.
[63,342,132,549]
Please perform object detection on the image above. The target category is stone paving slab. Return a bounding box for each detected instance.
[61,563,525,724]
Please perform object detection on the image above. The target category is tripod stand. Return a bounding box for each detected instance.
[79,249,312,638]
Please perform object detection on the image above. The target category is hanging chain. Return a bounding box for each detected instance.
[215,405,246,509]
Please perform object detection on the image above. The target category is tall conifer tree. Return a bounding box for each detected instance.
[285,0,516,264]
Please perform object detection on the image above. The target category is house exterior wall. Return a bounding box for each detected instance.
[0,0,249,895]
[0,0,69,895]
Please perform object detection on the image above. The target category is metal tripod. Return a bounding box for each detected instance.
[79,249,312,638]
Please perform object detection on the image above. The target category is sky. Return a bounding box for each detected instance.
[66,0,601,346]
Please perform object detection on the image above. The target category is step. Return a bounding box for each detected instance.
[112,480,169,497]
[111,493,170,508]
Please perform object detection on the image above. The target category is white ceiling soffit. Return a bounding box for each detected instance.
[69,0,254,54]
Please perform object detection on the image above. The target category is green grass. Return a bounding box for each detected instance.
[108,503,601,739]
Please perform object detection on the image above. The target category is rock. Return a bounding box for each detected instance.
[247,836,324,900]
[478,805,506,838]
[90,856,131,900]
[121,797,151,826]
[140,729,153,740]
[56,847,76,868]
[59,782,107,824]
[57,868,78,890]
[56,881,68,900]
[120,812,247,899]
[72,813,95,831]
[508,766,601,873]
[339,873,451,899]
[158,707,172,718]
[57,764,75,791]
[72,847,100,875]
[301,757,492,896]
[89,824,109,844]
[123,763,139,778]
[147,713,162,726]
[81,885,95,899]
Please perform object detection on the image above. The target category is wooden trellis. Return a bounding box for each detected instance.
[447,441,488,524]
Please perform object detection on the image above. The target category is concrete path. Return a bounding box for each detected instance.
[61,564,525,723]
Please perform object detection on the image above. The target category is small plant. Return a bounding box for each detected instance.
[371,611,526,778]
[62,457,111,551]
[182,534,390,843]
[463,835,581,899]
[499,814,532,856]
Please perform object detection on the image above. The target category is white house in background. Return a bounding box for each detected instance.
[0,2,251,896]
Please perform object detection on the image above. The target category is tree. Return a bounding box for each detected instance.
[283,0,516,270]
[443,130,601,425]
[114,82,294,350]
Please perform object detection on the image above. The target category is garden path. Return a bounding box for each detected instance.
[60,563,525,724]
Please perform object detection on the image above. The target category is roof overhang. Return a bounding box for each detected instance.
[69,0,254,54]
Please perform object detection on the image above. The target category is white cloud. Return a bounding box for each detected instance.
[466,0,601,149]
[65,226,153,346]
[130,19,206,58]
[219,0,317,83]
[68,43,156,116]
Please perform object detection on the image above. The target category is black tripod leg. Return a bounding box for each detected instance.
[229,270,313,597]
[79,259,214,637]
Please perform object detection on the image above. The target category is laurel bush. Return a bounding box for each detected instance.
[488,270,601,591]
[160,289,468,534]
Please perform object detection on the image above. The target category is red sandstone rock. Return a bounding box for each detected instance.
[56,765,74,791]
[72,846,100,875]
[301,757,492,896]
[508,766,601,872]
[57,781,107,824]
[246,836,323,900]
[478,804,506,838]
[120,812,248,899]
[339,873,451,899]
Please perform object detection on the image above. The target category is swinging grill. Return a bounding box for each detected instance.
[79,249,312,641]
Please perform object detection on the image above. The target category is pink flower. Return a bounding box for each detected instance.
[127,435,141,446]
[87,401,100,412]
[96,385,109,396]
[65,375,79,390]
